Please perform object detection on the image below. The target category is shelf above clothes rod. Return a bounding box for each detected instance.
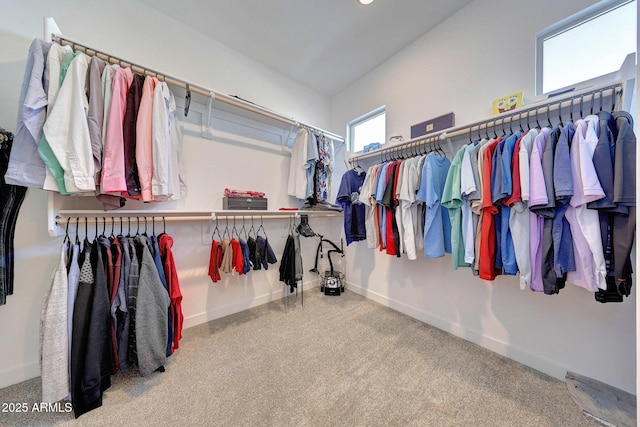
[348,82,624,164]
[50,35,344,143]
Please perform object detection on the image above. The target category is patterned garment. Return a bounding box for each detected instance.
[315,135,334,201]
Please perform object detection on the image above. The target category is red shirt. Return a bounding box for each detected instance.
[479,138,502,280]
[208,240,222,283]
[384,162,398,256]
[231,238,245,275]
[159,233,183,351]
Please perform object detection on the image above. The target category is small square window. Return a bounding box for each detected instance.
[347,106,386,152]
[536,0,636,95]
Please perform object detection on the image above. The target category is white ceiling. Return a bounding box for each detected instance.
[138,0,473,97]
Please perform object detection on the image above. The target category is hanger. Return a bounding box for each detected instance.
[546,107,553,128]
[63,217,71,243]
[589,92,595,115]
[136,216,141,236]
[248,216,256,239]
[611,88,617,111]
[240,217,248,240]
[558,101,564,128]
[579,95,584,118]
[74,218,80,246]
[469,126,474,144]
[152,216,156,237]
[109,217,115,239]
[163,216,166,234]
[569,97,575,123]
[232,216,239,238]
[84,217,88,245]
[598,89,604,112]
[142,216,148,236]
[257,215,267,239]
[119,217,124,237]
[535,107,541,129]
[184,84,191,117]
[223,217,230,240]
[127,217,132,237]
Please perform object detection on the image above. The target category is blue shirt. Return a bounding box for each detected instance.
[500,132,520,275]
[337,169,367,245]
[417,153,451,258]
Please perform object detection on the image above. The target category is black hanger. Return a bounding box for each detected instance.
[152,216,156,237]
[589,92,595,115]
[142,216,148,236]
[558,101,564,128]
[569,97,575,123]
[184,84,191,117]
[163,216,166,234]
[74,218,80,245]
[546,107,553,128]
[127,217,132,237]
[599,89,604,112]
[611,88,617,111]
[535,107,541,129]
[257,216,267,239]
[109,217,115,238]
[248,216,256,238]
[95,217,99,239]
[135,216,140,236]
[63,217,71,243]
[240,217,248,240]
[119,217,123,237]
[84,217,88,244]
[212,217,222,241]
[579,95,584,118]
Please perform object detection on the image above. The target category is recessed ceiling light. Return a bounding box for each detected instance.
[359,0,374,4]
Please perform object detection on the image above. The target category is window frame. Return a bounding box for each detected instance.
[535,0,635,95]
[346,105,386,152]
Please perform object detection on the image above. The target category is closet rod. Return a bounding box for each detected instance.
[55,210,341,225]
[348,82,623,163]
[51,35,344,143]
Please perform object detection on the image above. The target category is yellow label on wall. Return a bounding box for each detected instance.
[492,92,524,114]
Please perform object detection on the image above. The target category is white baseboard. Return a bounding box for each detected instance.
[345,281,569,382]
[0,362,40,390]
[183,281,318,329]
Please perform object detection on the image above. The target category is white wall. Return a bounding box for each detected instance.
[331,0,637,394]
[0,0,340,388]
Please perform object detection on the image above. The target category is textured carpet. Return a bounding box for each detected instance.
[0,289,595,427]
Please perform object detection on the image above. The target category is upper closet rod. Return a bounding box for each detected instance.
[51,35,344,143]
[349,82,623,164]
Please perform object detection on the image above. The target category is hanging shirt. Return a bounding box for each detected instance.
[6,39,51,188]
[287,129,314,200]
[337,168,367,245]
[151,82,174,200]
[159,233,184,352]
[41,53,95,193]
[611,111,636,291]
[231,238,244,275]
[399,156,421,260]
[220,239,233,274]
[358,165,379,249]
[417,153,452,258]
[40,44,72,192]
[552,123,576,280]
[123,73,145,198]
[442,146,469,269]
[102,67,133,193]
[479,138,501,280]
[528,128,550,292]
[136,77,158,201]
[375,163,390,249]
[568,117,606,291]
[315,136,334,201]
[208,240,223,282]
[499,131,521,275]
[460,143,478,264]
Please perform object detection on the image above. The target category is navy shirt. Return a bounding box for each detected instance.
[337,168,367,245]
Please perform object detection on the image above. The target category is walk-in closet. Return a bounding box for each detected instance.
[0,0,637,425]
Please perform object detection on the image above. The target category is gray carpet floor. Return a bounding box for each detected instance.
[0,289,595,427]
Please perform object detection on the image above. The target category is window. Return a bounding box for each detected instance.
[536,0,636,95]
[347,106,386,152]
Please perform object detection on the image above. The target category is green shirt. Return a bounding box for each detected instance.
[442,146,470,269]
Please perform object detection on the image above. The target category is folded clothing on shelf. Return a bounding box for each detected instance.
[224,188,266,198]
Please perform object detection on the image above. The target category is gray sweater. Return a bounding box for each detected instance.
[134,236,170,376]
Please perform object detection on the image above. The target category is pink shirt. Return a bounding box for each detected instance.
[136,77,158,201]
[101,67,133,193]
